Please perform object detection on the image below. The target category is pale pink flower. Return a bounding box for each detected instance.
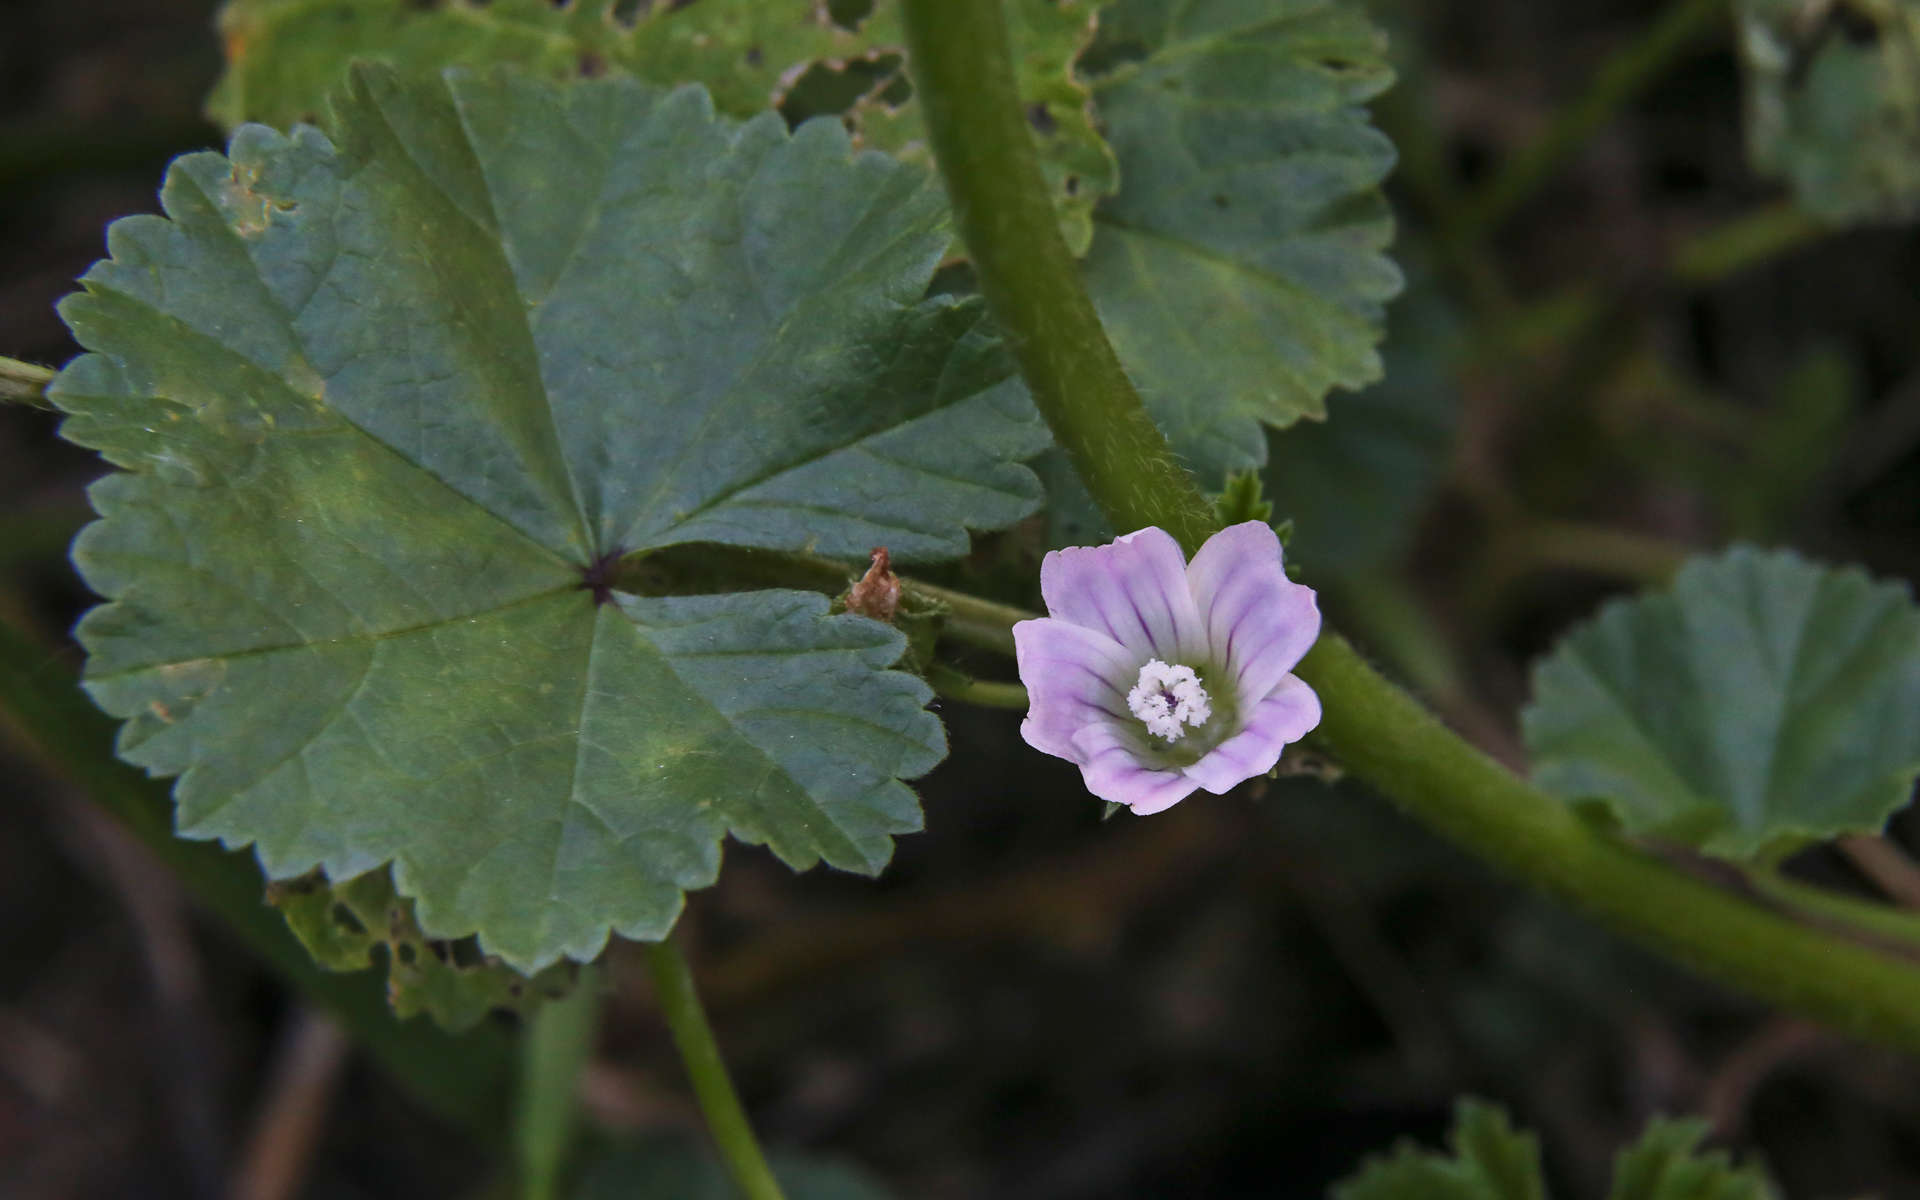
[1013,522,1322,814]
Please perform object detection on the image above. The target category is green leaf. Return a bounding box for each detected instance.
[1522,546,1920,857]
[1737,0,1920,226]
[269,869,576,1031]
[208,0,1115,253]
[53,67,1049,972]
[1213,468,1275,526]
[1606,1117,1775,1200]
[1261,266,1459,574]
[574,1138,893,1200]
[1082,0,1402,482]
[1331,1099,1545,1200]
[1331,1103,1779,1200]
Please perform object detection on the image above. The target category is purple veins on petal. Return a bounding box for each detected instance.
[1070,721,1199,815]
[1012,617,1135,760]
[1181,676,1322,795]
[1039,526,1206,661]
[1186,522,1321,703]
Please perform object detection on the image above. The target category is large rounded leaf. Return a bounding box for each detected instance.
[1522,547,1920,858]
[52,67,1049,971]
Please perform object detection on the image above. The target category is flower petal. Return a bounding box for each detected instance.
[1185,521,1321,703]
[1040,527,1207,661]
[1071,722,1200,814]
[1181,675,1322,794]
[1014,617,1136,762]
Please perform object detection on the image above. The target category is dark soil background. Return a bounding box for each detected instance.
[5,1,1920,1197]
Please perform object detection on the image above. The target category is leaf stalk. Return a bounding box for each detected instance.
[643,936,786,1200]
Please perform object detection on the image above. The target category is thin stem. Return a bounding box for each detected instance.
[1449,0,1730,244]
[612,544,1023,656]
[927,663,1028,709]
[643,937,785,1200]
[0,620,516,1134]
[515,967,601,1200]
[902,0,1920,1055]
[1672,202,1826,285]
[0,354,56,407]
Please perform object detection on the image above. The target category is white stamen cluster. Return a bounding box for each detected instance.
[1126,659,1212,742]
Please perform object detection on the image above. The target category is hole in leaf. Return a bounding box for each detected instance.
[610,0,645,25]
[826,0,874,30]
[578,51,607,77]
[777,53,903,128]
[396,942,417,965]
[745,44,763,67]
[448,936,487,968]
[329,903,366,935]
[1064,175,1079,196]
[1027,102,1057,135]
[875,71,911,108]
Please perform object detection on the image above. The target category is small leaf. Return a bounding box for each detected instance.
[1606,1117,1775,1200]
[1331,1103,1779,1200]
[54,68,1049,971]
[1213,468,1274,526]
[1082,0,1403,483]
[1522,546,1920,858]
[207,0,1115,253]
[269,869,576,1031]
[1331,1099,1545,1200]
[1737,0,1920,225]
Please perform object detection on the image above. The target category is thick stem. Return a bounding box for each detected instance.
[899,0,1215,555]
[900,0,1920,1054]
[643,937,785,1200]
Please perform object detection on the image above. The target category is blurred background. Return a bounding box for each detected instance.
[5,0,1920,1195]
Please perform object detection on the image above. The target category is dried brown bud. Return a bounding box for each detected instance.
[846,546,901,623]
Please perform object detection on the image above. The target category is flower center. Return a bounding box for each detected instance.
[1126,659,1212,742]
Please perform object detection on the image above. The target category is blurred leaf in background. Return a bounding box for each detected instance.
[1739,0,1920,225]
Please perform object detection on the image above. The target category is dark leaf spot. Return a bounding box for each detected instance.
[1027,102,1057,135]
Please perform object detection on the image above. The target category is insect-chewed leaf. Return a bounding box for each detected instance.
[1737,0,1920,226]
[1522,546,1920,859]
[207,0,1115,254]
[1081,0,1403,483]
[52,66,1048,972]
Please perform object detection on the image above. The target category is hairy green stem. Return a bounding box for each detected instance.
[0,354,56,406]
[902,0,1920,1054]
[0,620,516,1133]
[516,967,601,1200]
[644,937,786,1200]
[1450,0,1730,243]
[899,0,1215,555]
